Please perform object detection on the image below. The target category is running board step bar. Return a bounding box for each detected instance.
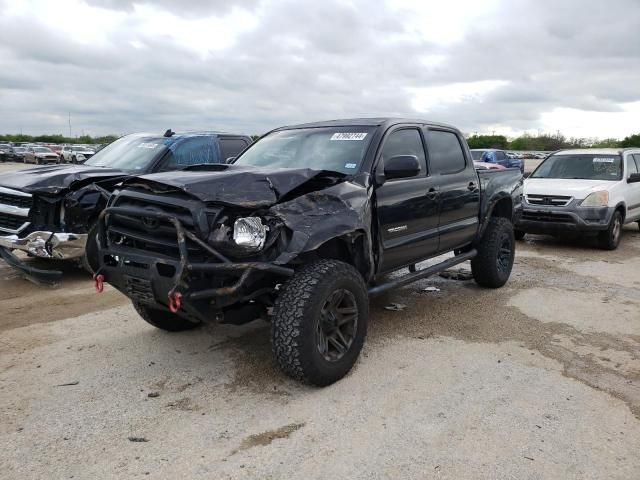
[368,249,477,297]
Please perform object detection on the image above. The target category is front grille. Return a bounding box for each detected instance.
[0,212,28,231]
[526,194,572,206]
[522,211,574,223]
[0,193,32,209]
[108,195,211,260]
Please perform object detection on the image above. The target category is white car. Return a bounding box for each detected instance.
[515,148,640,249]
[59,145,95,164]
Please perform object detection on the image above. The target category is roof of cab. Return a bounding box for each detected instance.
[124,131,248,138]
[274,117,460,132]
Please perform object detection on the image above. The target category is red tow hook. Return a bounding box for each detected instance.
[168,292,182,313]
[94,274,105,293]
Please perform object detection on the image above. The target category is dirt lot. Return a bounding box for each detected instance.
[1,159,639,479]
[1,234,639,479]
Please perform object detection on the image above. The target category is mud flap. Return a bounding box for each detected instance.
[0,247,62,285]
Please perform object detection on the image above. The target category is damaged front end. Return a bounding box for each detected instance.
[95,167,373,324]
[0,181,118,284]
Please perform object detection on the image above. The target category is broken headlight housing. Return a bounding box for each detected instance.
[233,217,267,250]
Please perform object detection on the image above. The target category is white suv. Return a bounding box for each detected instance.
[515,148,640,249]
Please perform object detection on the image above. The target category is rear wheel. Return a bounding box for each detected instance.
[472,217,515,288]
[271,259,368,386]
[133,302,201,332]
[598,211,622,250]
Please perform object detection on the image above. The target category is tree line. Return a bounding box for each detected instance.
[467,132,640,151]
[0,133,118,145]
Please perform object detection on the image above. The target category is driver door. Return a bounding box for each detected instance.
[375,127,441,273]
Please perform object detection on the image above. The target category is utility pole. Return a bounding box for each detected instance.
[68,112,72,138]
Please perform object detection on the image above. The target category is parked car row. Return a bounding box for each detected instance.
[0,142,102,164]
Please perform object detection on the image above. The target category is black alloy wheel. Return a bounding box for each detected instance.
[316,288,358,362]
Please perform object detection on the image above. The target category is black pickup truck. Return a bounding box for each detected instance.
[0,131,251,283]
[94,118,523,385]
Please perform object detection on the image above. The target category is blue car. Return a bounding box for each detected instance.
[470,149,523,173]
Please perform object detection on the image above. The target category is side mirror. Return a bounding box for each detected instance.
[226,156,236,164]
[628,173,640,183]
[384,155,421,180]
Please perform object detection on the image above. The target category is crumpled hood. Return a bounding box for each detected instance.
[0,164,127,195]
[124,164,348,208]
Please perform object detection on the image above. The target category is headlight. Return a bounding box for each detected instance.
[581,191,609,207]
[233,217,267,249]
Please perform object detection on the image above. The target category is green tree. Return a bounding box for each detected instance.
[591,138,621,148]
[466,134,508,149]
[620,133,640,148]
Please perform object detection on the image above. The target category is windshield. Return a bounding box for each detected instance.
[233,127,375,174]
[33,147,53,153]
[85,135,168,171]
[14,147,25,153]
[72,146,93,152]
[531,154,622,181]
[470,150,485,161]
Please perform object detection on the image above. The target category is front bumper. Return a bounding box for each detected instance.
[95,206,293,323]
[0,231,88,259]
[515,200,614,234]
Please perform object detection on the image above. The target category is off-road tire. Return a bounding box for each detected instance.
[472,217,515,288]
[271,259,369,386]
[514,229,526,240]
[598,211,622,250]
[133,302,201,332]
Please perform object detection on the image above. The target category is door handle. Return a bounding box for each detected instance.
[426,187,438,200]
[467,182,477,191]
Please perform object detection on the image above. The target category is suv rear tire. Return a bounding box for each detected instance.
[133,302,201,332]
[472,217,515,288]
[598,211,622,250]
[271,259,368,386]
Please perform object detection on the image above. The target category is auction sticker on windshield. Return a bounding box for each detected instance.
[330,133,368,141]
[137,143,160,149]
[593,157,616,163]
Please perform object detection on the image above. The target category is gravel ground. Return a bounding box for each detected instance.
[0,158,639,478]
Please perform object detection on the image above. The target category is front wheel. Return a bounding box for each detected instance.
[472,217,515,288]
[271,259,368,386]
[133,302,201,332]
[598,211,622,250]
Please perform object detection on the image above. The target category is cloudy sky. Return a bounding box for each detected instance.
[0,0,639,138]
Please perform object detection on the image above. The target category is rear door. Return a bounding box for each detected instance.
[375,126,441,272]
[424,128,480,252]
